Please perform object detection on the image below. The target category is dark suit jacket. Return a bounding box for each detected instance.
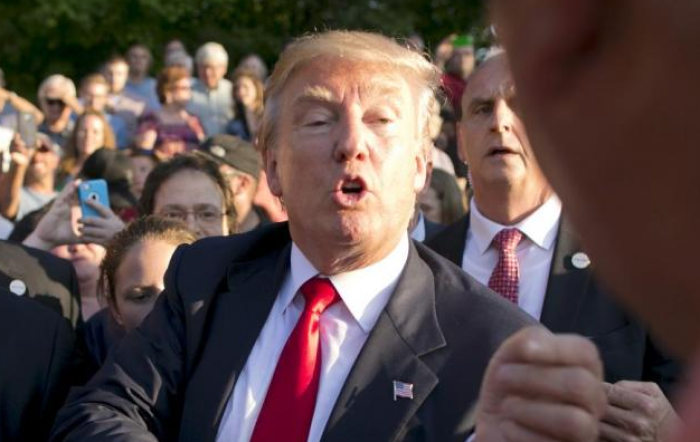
[52,222,535,442]
[0,288,81,442]
[426,216,681,395]
[0,240,82,329]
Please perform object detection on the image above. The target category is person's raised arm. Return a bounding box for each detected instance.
[0,87,44,124]
[0,135,33,220]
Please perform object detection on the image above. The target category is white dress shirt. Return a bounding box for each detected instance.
[215,235,410,442]
[462,196,562,320]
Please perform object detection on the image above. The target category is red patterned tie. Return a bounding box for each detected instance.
[250,277,340,442]
[488,229,523,303]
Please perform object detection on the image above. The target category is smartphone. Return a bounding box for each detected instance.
[78,179,110,219]
[17,112,37,148]
[0,126,13,173]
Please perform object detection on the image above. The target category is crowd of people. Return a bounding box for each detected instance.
[1,2,698,440]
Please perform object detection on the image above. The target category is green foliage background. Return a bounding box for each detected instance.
[0,0,485,99]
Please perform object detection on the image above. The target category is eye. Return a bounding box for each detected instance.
[161,211,186,221]
[473,103,493,115]
[198,210,221,222]
[304,120,329,127]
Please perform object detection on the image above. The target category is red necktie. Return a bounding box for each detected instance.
[488,229,523,303]
[250,277,340,442]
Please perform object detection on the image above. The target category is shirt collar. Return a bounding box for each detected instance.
[469,196,562,254]
[286,235,410,333]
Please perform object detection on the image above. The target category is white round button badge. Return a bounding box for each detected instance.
[571,252,591,269]
[9,279,27,296]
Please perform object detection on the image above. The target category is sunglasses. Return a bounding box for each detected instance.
[35,144,57,154]
[45,98,65,107]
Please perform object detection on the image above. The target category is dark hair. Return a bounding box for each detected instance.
[430,168,466,224]
[156,65,190,105]
[98,215,196,306]
[139,152,237,233]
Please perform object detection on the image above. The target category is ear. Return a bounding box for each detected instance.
[456,122,470,165]
[107,298,124,327]
[263,147,283,198]
[413,143,430,194]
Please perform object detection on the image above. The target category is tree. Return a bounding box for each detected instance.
[0,0,485,99]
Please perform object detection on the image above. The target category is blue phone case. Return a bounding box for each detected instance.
[78,179,110,219]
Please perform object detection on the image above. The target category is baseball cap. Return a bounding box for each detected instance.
[200,134,262,180]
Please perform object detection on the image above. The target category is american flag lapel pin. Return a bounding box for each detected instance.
[393,380,414,401]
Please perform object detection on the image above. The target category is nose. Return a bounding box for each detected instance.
[333,112,369,163]
[490,99,514,134]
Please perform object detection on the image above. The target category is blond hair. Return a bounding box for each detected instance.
[258,30,440,160]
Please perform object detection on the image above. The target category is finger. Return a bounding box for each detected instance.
[495,363,606,415]
[493,420,571,442]
[501,395,601,442]
[79,216,102,228]
[599,420,634,442]
[55,180,80,205]
[604,382,652,412]
[84,198,113,217]
[601,403,649,438]
[491,327,604,379]
[615,380,662,398]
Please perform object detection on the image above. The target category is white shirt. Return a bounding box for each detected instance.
[462,196,562,320]
[216,235,410,442]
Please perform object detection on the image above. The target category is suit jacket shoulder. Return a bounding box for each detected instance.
[0,289,79,441]
[0,240,82,329]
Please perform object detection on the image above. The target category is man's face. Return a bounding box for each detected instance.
[127,47,151,76]
[104,62,129,93]
[265,58,427,270]
[82,83,109,112]
[28,141,59,181]
[459,57,547,194]
[197,61,227,90]
[41,85,71,122]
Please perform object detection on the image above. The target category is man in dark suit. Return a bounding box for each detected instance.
[50,31,549,442]
[0,286,81,441]
[0,239,82,329]
[426,52,678,442]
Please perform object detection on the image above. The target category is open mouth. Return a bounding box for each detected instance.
[333,177,368,207]
[487,146,518,157]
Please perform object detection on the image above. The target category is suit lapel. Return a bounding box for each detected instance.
[322,243,446,442]
[178,244,291,442]
[539,219,592,333]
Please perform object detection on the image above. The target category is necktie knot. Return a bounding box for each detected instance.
[493,228,523,254]
[300,276,340,317]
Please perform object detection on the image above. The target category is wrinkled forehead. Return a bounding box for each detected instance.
[282,56,418,106]
[463,56,515,103]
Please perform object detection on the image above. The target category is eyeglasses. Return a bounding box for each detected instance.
[35,144,57,154]
[158,208,226,225]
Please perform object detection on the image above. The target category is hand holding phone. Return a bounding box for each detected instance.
[78,179,110,219]
[17,112,37,148]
